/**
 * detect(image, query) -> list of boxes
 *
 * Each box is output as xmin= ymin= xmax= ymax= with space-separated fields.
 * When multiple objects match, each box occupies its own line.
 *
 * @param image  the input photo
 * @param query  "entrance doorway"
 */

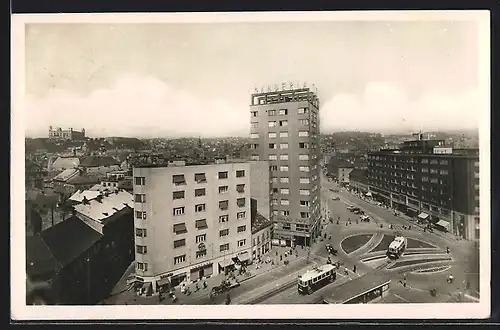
xmin=198 ymin=268 xmax=205 ymax=279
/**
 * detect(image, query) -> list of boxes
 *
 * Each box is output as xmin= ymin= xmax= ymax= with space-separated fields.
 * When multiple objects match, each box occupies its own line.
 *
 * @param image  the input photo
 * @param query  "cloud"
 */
xmin=320 ymin=81 xmax=480 ymax=133
xmin=24 ymin=76 xmax=480 ymax=138
xmin=24 ymin=74 xmax=250 ymax=138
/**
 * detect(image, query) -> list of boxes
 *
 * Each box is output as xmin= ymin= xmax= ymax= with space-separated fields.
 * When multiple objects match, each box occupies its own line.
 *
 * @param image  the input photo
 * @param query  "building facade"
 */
xmin=367 ymin=134 xmax=480 ymax=241
xmin=338 ymin=166 xmax=354 ymax=184
xmin=49 ymin=126 xmax=86 ymax=141
xmin=133 ymin=162 xmax=253 ymax=293
xmin=249 ymin=86 xmax=322 ymax=247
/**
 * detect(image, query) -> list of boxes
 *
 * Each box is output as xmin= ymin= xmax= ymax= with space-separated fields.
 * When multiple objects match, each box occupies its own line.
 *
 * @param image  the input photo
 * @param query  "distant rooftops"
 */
xmin=134 ymin=159 xmax=247 ymax=169
xmin=80 ymin=156 xmax=120 ymax=167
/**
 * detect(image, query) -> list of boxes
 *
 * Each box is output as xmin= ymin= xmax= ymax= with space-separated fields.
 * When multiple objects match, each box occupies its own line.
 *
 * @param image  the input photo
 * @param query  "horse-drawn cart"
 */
xmin=209 ymin=278 xmax=240 ymax=298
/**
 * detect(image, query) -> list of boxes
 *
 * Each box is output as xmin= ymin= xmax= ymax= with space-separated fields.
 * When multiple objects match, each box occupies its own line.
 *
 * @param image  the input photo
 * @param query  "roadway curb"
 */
xmin=243 ymin=279 xmax=297 ymax=304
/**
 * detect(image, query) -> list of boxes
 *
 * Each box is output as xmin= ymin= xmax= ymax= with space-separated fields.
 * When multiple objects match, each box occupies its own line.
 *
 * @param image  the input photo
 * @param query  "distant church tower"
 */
xmin=196 ymin=137 xmax=206 ymax=164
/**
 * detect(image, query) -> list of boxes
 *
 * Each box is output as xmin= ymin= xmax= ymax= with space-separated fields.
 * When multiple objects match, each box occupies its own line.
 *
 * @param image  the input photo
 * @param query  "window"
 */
xmin=251 ymin=111 xmax=258 ymax=117
xmin=196 ymin=250 xmax=207 ymax=259
xmin=430 ymin=168 xmax=438 ymax=174
xmin=196 ymin=234 xmax=206 ymax=243
xmin=268 ymin=143 xmax=277 ymax=149
xmin=272 ymin=188 xmax=278 ymax=193
xmin=300 ymin=200 xmax=310 ymax=207
xmin=174 ymin=255 xmax=186 ymax=265
xmin=269 ymin=155 xmax=277 ymax=161
xmin=272 ymin=198 xmax=278 ymax=206
xmin=268 ymin=132 xmax=277 ymax=138
xmin=135 ymin=211 xmax=146 ymax=219
xmin=280 ymin=154 xmax=289 ymax=161
xmin=270 ymin=165 xmax=278 ymax=171
xmin=173 ymin=191 xmax=185 ymax=200
xmin=237 ymin=225 xmax=246 ymax=233
xmin=173 ymin=175 xmax=186 ymax=185
xmin=298 ymin=131 xmax=309 ymax=137
xmin=237 ymin=198 xmax=246 ymax=207
xmin=280 ymin=188 xmax=290 ymax=195
xmin=422 ymin=159 xmax=429 ymax=164
xmin=174 ymin=239 xmax=186 ymax=248
xmin=272 ymin=177 xmax=278 ymax=183
xmin=279 ymin=108 xmax=288 ymax=115
xmin=238 ymin=239 xmax=247 ymax=247
xmin=440 ymin=160 xmax=449 ymax=165
xmin=280 ymin=165 xmax=289 ymax=172
xmin=300 ymin=177 xmax=310 ymax=184
xmin=195 ymin=188 xmax=206 ymax=197
xmin=195 ymin=203 xmax=206 ymax=212
xmin=220 ymin=243 xmax=230 ymax=252
xmin=281 ymin=199 xmax=290 ymax=206
xmin=236 ymin=170 xmax=245 ymax=177
xmin=219 ymin=215 xmax=229 ymax=223
xmin=195 ymin=173 xmax=207 ymax=183
xmin=280 ymin=177 xmax=289 ymax=183
xmin=136 ymin=245 xmax=147 ymax=254
xmin=237 ymin=211 xmax=246 ymax=219
xmin=300 ymin=189 xmax=310 ymax=196
xmin=269 ymin=121 xmax=277 ymax=127
xmin=299 ymin=119 xmax=309 ymax=125
xmin=219 ymin=185 xmax=229 ymax=194
xmin=422 ymin=176 xmax=429 ymax=182
xmin=282 ymin=223 xmax=291 ymax=230
xmin=298 ymin=107 xmax=308 ymax=114
xmin=299 ymin=142 xmax=309 ymax=149
xmin=299 ymin=166 xmax=310 ymax=172
xmin=430 ymin=159 xmax=438 ymax=165
xmin=135 ymin=194 xmax=146 ymax=203
xmin=430 ymin=178 xmax=438 ymax=183
xmin=219 ymin=229 xmax=229 ymax=237
xmin=251 ymin=144 xmax=259 ymax=149
xmin=136 ymin=262 xmax=148 ymax=271
xmin=218 ymin=171 xmax=228 ymax=179
xmin=299 ymin=154 xmax=309 ymax=161
xmin=280 ymin=143 xmax=289 ymax=149
xmin=236 ymin=184 xmax=245 ymax=193
xmin=300 ymin=212 xmax=310 ymax=219
xmin=250 ymin=133 xmax=259 ymax=139
xmin=134 ymin=177 xmax=145 ymax=185
xmin=135 ymin=228 xmax=147 ymax=237
xmin=440 ymin=169 xmax=449 ymax=175
xmin=281 ymin=210 xmax=290 ymax=216
xmin=173 ymin=223 xmax=187 ymax=234
xmin=195 ymin=219 xmax=208 ymax=229
xmin=268 ymin=110 xmax=276 ymax=116
xmin=280 ymin=132 xmax=289 ymax=138
xmin=251 ymin=155 xmax=260 ymax=161
xmin=219 ymin=200 xmax=229 ymax=210
xmin=422 ymin=168 xmax=428 ymax=173
xmin=173 ymin=207 xmax=185 ymax=216
xmin=250 ymin=122 xmax=259 ymax=129
xmin=279 ymin=120 xmax=288 ymax=127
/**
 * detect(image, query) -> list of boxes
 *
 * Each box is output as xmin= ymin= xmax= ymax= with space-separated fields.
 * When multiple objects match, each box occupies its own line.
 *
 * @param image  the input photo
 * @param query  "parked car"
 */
xmin=326 ymin=244 xmax=338 ymax=255
xmin=353 ymin=209 xmax=364 ymax=215
xmin=332 ymin=196 xmax=340 ymax=201
xmin=360 ymin=215 xmax=370 ymax=222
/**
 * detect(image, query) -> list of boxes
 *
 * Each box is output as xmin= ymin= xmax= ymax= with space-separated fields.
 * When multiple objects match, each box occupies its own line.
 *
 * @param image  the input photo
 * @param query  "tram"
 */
xmin=297 ymin=264 xmax=336 ymax=295
xmin=387 ymin=236 xmax=407 ymax=259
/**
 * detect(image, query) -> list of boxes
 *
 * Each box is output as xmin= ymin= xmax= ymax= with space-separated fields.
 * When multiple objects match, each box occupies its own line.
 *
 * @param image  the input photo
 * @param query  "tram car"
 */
xmin=387 ymin=236 xmax=407 ymax=259
xmin=297 ymin=264 xmax=337 ymax=295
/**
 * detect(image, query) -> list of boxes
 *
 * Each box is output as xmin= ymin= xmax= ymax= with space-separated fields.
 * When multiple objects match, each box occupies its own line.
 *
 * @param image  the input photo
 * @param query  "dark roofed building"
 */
xmin=349 ymin=169 xmax=370 ymax=194
xmin=26 ymin=235 xmax=61 ymax=281
xmin=251 ymin=211 xmax=273 ymax=259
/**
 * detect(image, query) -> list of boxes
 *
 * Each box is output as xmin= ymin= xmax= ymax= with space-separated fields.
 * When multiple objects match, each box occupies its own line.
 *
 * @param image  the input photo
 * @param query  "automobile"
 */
xmin=353 ymin=209 xmax=364 ymax=215
xmin=332 ymin=196 xmax=340 ymax=201
xmin=360 ymin=215 xmax=371 ymax=222
xmin=326 ymin=244 xmax=338 ymax=255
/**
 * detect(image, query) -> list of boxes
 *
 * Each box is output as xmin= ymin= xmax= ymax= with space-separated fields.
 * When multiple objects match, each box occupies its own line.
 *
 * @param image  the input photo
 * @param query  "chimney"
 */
xmin=95 ymin=195 xmax=103 ymax=203
xmin=82 ymin=196 xmax=89 ymax=204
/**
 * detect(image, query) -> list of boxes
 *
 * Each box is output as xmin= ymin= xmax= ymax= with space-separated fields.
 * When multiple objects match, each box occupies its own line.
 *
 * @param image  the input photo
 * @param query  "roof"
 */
xmin=323 ymin=271 xmax=391 ymax=304
xmin=251 ymin=212 xmax=273 ymax=234
xmin=26 ymin=235 xmax=61 ymax=280
xmin=53 ymin=168 xmax=80 ymax=182
xmin=299 ymin=264 xmax=336 ymax=282
xmin=80 ymin=156 xmax=120 ymax=167
xmin=73 ymin=190 xmax=134 ymax=222
xmin=67 ymin=175 xmax=100 ymax=185
xmin=52 ymin=157 xmax=80 ymax=170
xmin=26 ymin=189 xmax=58 ymax=207
xmin=39 ymin=215 xmax=103 ymax=268
xmin=69 ymin=190 xmax=102 ymax=203
xmin=389 ymin=237 xmax=405 ymax=249
xmin=89 ymin=183 xmax=119 ymax=192
xmin=117 ymin=179 xmax=133 ymax=190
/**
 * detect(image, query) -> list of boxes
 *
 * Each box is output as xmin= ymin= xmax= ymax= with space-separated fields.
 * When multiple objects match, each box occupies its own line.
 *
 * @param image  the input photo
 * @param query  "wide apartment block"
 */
xmin=367 ymin=133 xmax=480 ymax=241
xmin=249 ymin=86 xmax=322 ymax=247
xmin=133 ymin=162 xmax=253 ymax=293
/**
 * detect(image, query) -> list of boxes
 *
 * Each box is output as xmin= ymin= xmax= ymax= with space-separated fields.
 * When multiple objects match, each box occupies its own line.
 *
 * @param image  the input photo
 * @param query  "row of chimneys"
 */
xmin=81 ymin=189 xmax=121 ymax=205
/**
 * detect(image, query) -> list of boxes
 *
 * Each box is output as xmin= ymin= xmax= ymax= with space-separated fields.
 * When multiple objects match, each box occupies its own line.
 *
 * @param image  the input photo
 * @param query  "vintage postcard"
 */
xmin=11 ymin=11 xmax=491 ymax=320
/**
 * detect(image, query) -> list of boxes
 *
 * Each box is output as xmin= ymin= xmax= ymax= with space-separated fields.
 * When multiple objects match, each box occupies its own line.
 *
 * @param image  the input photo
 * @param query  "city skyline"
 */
xmin=24 ymin=17 xmax=482 ymax=138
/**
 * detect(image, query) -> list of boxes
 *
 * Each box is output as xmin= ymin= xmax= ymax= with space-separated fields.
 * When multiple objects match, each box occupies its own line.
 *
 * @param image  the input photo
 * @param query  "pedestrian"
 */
xmin=353 ymin=265 xmax=357 ymax=273
xmin=280 ymin=255 xmax=283 ymax=261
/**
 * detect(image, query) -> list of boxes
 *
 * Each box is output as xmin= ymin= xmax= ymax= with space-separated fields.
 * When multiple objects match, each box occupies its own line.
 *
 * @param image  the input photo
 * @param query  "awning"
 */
xmin=190 ymin=262 xmax=212 ymax=272
xmin=173 ymin=175 xmax=186 ymax=184
xmin=436 ymin=220 xmax=450 ymax=228
xmin=156 ymin=277 xmax=170 ymax=287
xmin=195 ymin=219 xmax=208 ymax=229
xmin=219 ymin=259 xmax=234 ymax=268
xmin=195 ymin=173 xmax=206 ymax=183
xmin=237 ymin=251 xmax=250 ymax=262
xmin=366 ymin=192 xmax=372 ymax=197
xmin=418 ymin=212 xmax=429 ymax=219
xmin=173 ymin=223 xmax=187 ymax=233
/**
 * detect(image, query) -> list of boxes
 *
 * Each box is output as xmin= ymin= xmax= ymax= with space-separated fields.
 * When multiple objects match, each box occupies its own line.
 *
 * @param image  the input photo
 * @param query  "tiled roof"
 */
xmin=73 ymin=190 xmax=134 ymax=222
xmin=80 ymin=156 xmax=120 ymax=167
xmin=39 ymin=216 xmax=103 ymax=268
xmin=52 ymin=157 xmax=80 ymax=170
xmin=53 ymin=168 xmax=80 ymax=182
xmin=251 ymin=212 xmax=273 ymax=234
xmin=26 ymin=235 xmax=61 ymax=280
xmin=69 ymin=190 xmax=102 ymax=203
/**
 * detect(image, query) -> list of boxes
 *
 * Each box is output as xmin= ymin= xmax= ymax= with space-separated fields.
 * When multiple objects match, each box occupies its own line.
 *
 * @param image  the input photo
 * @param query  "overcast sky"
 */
xmin=24 ymin=17 xmax=482 ymax=138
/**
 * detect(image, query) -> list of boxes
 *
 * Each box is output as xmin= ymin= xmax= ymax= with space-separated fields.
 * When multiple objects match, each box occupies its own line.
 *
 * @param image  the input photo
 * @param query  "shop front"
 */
xmin=218 ymin=258 xmax=235 ymax=274
xmin=190 ymin=262 xmax=213 ymax=282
